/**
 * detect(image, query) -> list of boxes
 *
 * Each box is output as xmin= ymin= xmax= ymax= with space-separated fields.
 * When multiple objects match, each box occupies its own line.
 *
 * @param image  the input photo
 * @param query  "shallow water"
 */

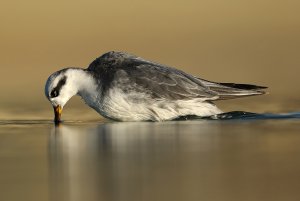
xmin=1 ymin=112 xmax=300 ymax=201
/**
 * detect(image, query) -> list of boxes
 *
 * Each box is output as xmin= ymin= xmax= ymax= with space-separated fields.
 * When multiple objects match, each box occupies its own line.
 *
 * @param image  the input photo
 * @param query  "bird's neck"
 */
xmin=67 ymin=69 xmax=99 ymax=102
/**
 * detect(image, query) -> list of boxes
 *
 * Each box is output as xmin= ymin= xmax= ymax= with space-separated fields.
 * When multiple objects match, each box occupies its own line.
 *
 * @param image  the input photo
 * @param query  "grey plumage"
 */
xmin=87 ymin=51 xmax=267 ymax=102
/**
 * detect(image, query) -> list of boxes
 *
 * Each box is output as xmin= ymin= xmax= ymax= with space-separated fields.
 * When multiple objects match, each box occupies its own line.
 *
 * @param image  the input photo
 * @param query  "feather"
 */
xmin=87 ymin=51 xmax=267 ymax=102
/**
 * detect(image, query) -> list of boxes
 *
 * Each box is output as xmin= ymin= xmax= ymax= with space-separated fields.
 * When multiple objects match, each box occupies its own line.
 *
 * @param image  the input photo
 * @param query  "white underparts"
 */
xmin=97 ymin=88 xmax=222 ymax=121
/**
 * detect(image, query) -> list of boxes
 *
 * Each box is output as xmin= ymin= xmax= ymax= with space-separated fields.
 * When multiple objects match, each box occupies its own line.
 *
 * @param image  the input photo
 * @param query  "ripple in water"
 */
xmin=0 ymin=111 xmax=299 ymax=125
xmin=175 ymin=111 xmax=300 ymax=121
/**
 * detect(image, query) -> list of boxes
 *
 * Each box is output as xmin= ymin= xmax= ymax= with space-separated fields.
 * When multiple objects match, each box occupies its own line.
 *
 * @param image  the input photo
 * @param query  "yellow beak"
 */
xmin=53 ymin=105 xmax=62 ymax=125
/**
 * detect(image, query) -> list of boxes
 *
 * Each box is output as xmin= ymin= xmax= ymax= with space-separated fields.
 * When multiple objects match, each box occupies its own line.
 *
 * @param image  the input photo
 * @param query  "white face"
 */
xmin=45 ymin=70 xmax=75 ymax=108
xmin=45 ymin=68 xmax=97 ymax=113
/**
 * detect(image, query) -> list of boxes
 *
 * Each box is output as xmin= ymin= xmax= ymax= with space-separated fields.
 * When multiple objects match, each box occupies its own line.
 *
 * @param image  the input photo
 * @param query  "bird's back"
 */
xmin=87 ymin=51 xmax=267 ymax=101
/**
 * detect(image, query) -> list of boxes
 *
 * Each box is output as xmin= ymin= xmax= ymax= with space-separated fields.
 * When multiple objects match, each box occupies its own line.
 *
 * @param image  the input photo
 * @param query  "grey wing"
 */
xmin=88 ymin=51 xmax=267 ymax=101
xmin=112 ymin=59 xmax=219 ymax=101
xmin=117 ymin=59 xmax=267 ymax=101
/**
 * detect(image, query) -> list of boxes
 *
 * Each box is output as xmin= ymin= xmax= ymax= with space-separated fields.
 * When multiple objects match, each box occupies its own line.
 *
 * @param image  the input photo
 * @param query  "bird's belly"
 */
xmin=98 ymin=89 xmax=222 ymax=121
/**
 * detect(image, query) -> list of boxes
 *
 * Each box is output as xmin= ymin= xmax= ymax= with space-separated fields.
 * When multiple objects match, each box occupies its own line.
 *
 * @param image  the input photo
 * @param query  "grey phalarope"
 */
xmin=45 ymin=51 xmax=267 ymax=123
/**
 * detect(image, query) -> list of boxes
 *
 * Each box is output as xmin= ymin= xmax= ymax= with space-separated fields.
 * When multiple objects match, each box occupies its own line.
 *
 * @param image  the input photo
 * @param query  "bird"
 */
xmin=45 ymin=51 xmax=267 ymax=123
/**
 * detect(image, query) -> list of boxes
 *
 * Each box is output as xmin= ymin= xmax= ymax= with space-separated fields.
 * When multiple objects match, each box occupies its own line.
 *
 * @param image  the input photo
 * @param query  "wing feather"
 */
xmin=120 ymin=63 xmax=218 ymax=100
xmin=87 ymin=51 xmax=267 ymax=101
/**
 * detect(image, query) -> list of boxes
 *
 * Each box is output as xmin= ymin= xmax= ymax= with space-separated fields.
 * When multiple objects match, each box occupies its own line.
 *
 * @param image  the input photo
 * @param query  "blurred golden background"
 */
xmin=0 ymin=0 xmax=299 ymax=119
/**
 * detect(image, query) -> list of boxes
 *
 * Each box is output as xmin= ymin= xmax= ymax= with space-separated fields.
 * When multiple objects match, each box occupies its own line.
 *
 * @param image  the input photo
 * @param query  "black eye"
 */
xmin=50 ymin=89 xmax=59 ymax=98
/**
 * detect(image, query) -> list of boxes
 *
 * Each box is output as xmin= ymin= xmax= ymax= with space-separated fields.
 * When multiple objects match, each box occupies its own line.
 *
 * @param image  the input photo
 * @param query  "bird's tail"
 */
xmin=201 ymin=80 xmax=268 ymax=100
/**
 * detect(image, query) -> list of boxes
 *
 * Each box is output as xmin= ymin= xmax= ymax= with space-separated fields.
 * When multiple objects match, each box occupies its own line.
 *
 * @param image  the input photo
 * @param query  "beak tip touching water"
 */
xmin=53 ymin=105 xmax=62 ymax=125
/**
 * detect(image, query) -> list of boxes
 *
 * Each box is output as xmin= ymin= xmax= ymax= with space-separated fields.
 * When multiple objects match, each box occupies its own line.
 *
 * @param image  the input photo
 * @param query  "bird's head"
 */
xmin=45 ymin=68 xmax=79 ymax=125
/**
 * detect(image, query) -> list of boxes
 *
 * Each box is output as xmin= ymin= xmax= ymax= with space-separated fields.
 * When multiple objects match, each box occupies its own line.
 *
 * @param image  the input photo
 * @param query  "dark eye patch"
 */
xmin=50 ymin=76 xmax=67 ymax=98
xmin=50 ymin=89 xmax=59 ymax=98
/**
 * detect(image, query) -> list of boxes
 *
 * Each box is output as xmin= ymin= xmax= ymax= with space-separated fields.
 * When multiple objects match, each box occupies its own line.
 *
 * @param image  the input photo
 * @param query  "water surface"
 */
xmin=1 ymin=113 xmax=300 ymax=201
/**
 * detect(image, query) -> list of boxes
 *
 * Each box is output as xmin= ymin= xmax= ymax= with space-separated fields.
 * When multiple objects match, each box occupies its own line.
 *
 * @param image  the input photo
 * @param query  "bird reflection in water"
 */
xmin=48 ymin=121 xmax=220 ymax=201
